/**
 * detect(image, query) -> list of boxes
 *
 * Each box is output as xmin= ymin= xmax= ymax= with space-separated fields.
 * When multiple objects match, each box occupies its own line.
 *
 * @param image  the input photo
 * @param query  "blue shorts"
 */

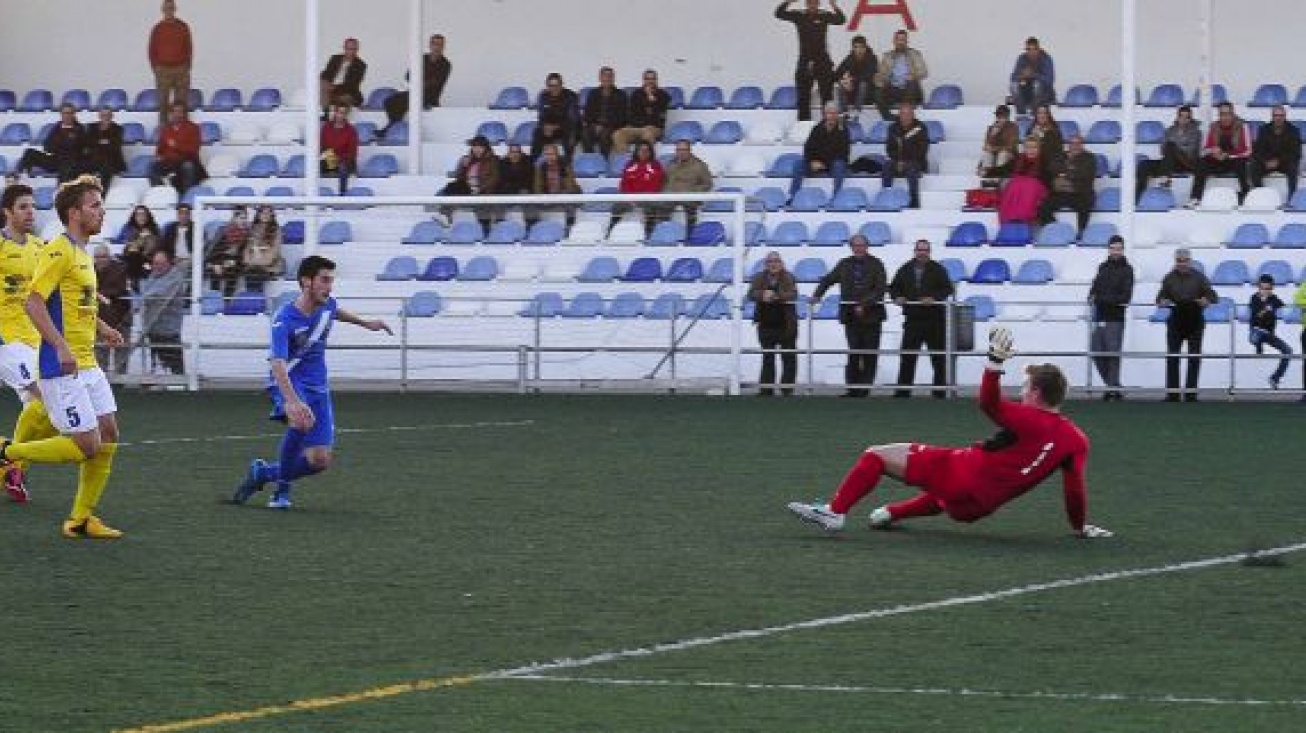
xmin=268 ymin=386 xmax=335 ymax=448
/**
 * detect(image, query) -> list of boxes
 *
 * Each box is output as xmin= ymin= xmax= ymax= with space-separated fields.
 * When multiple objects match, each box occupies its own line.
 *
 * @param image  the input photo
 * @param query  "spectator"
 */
xmin=204 ymin=206 xmax=249 ymax=299
xmin=160 ymin=203 xmax=196 ymax=262
xmin=532 ymin=143 xmax=581 ymax=226
xmin=149 ymin=102 xmax=206 ymax=196
xmin=833 ymin=34 xmax=877 ymax=121
xmin=611 ymin=69 xmax=670 ymax=156
xmin=1248 ymin=274 xmax=1292 ymax=390
xmin=241 ymin=205 xmax=284 ymax=293
xmin=319 ymin=37 xmax=367 ymax=115
xmin=15 ymin=103 xmax=88 ymax=182
xmin=789 ymin=103 xmax=849 ymax=199
xmin=619 ymin=141 xmax=665 ymax=235
xmin=496 ymin=143 xmax=534 ymax=194
xmin=1038 ymin=134 xmax=1096 ymax=235
xmin=139 ymin=249 xmax=188 ymax=375
xmin=890 ymin=239 xmax=954 ymax=398
xmin=148 ymin=0 xmax=192 ymax=125
xmin=663 ymin=139 xmax=713 ymax=229
xmin=379 ymin=34 xmax=450 ymax=140
xmin=1295 ymin=279 xmax=1306 ymax=400
xmin=580 ymin=66 xmax=627 ymax=158
xmin=439 ymin=135 xmax=499 ymax=197
xmin=531 ymin=73 xmax=579 ymax=161
xmin=774 ymin=0 xmax=847 ymax=121
xmin=873 ymin=29 xmax=928 ymax=121
xmin=1134 ymin=105 xmax=1201 ymax=201
xmin=93 ymin=244 xmax=133 ymax=375
xmin=1028 ymin=104 xmax=1064 ymax=178
xmin=84 ymin=107 xmax=127 ymax=191
xmin=811 ymin=234 xmax=887 ymax=397
xmin=882 ymin=103 xmax=930 ymax=209
xmin=1249 ymin=104 xmax=1301 ymax=200
xmin=118 ymin=205 xmax=160 ymax=291
xmin=998 ymin=138 xmax=1048 ymax=226
xmin=978 ymin=104 xmax=1019 ymax=180
xmin=1188 ymin=101 xmax=1251 ymax=207
xmin=1008 ymin=37 xmax=1056 ymax=115
xmin=1156 ymin=248 xmax=1218 ymax=401
xmin=748 ymin=252 xmax=800 ymax=396
xmin=319 ymin=104 xmax=359 ymax=196
xmin=1087 ymin=235 xmax=1135 ymax=401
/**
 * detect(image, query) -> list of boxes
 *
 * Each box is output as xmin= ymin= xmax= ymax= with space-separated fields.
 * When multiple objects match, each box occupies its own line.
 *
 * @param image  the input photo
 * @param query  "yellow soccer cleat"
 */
xmin=62 ymin=515 xmax=124 ymax=540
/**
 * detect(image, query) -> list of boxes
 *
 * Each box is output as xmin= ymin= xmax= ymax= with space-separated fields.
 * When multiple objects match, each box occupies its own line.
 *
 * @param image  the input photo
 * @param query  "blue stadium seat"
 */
xmin=1135 ymin=120 xmax=1165 ymax=145
xmin=119 ymin=122 xmax=145 ymax=145
xmin=419 ymin=256 xmax=459 ymax=281
xmin=572 ymin=153 xmax=607 ymax=178
xmin=1249 ymin=84 xmax=1288 ymax=108
xmin=180 ymin=184 xmax=217 ymax=207
xmin=223 ymin=291 xmax=267 ymax=316
xmin=647 ymin=293 xmax=686 ymax=319
xmin=1291 ymin=85 xmax=1306 ymax=109
xmin=1227 ymin=222 xmax=1270 ymax=249
xmin=1104 ymin=84 xmax=1141 ymax=108
xmin=458 ymin=255 xmax=499 ymax=281
xmin=402 ymin=220 xmax=444 ymax=245
xmin=278 ymin=220 xmax=303 ymax=245
xmin=378 ymin=121 xmax=408 ymax=145
xmin=19 ymin=89 xmax=53 ymax=112
xmin=1056 ymin=120 xmax=1081 ymax=140
xmin=826 ymin=187 xmax=867 ymax=212
xmin=769 ymin=221 xmax=808 ymax=246
xmin=792 ymin=257 xmax=828 ymax=283
xmin=665 ymin=257 xmax=704 ymax=283
xmin=704 ymin=120 xmax=744 ymax=144
xmin=687 ymin=221 xmax=726 ymax=246
xmin=352 ymin=121 xmax=377 ymax=145
xmin=132 ymin=89 xmax=159 ymax=112
xmin=765 ymin=152 xmax=803 ymax=178
xmin=857 ymin=221 xmax=892 ymax=246
xmin=33 ymin=186 xmax=54 ymax=209
xmin=281 ymin=154 xmax=305 ymax=177
xmin=685 ymin=86 xmax=724 ymax=110
xmin=264 ymin=185 xmax=294 ymax=198
xmin=924 ymin=120 xmax=945 ymax=142
xmin=1012 ymin=258 xmax=1054 ymax=284
xmin=647 ymin=220 xmax=687 ymax=246
xmin=665 ymin=120 xmax=704 ymax=143
xmin=318 ymin=220 xmax=351 ymax=245
xmin=207 ymin=88 xmax=242 ymax=111
xmin=560 ymin=292 xmax=604 ymax=318
xmin=765 ymin=86 xmax=797 ymax=110
xmin=811 ymin=293 xmax=840 ymax=320
xmin=687 ymin=292 xmax=730 ymax=320
xmin=1189 ymin=84 xmax=1228 ymax=106
xmin=377 ymin=255 xmax=420 ymax=281
xmin=605 ymin=292 xmax=646 ymax=319
xmin=475 ymin=121 xmax=509 ymax=145
xmin=199 ymin=121 xmax=221 ymax=145
xmin=520 ymin=292 xmax=564 ymax=318
xmin=993 ymin=222 xmax=1033 ymax=246
xmin=0 ymin=91 xmax=13 ymax=113
xmin=812 ymin=221 xmax=850 ymax=247
xmin=490 ymin=86 xmax=530 ymax=109
xmin=663 ymin=86 xmax=685 ymax=109
xmin=1273 ymin=223 xmax=1306 ymax=248
xmin=403 ymin=291 xmax=443 ymax=317
xmin=1085 ymin=120 xmax=1121 ymax=144
xmin=621 ymin=257 xmax=662 ymax=282
xmin=199 ymin=290 xmax=224 ymax=316
xmin=845 ymin=120 xmax=866 ymax=144
xmin=0 ymin=155 xmax=7 ymax=174
xmin=726 ymin=86 xmax=764 ymax=110
xmin=510 ymin=121 xmax=536 ymax=146
xmin=577 ymin=256 xmax=622 ymax=283
xmin=1060 ymin=84 xmax=1098 ymax=108
xmin=524 ymin=220 xmax=565 ymax=246
xmin=247 ymin=87 xmax=281 ymax=111
xmin=965 ymin=295 xmax=997 ymax=321
xmin=61 ymin=89 xmax=91 ymax=111
xmin=787 ymin=186 xmax=828 ymax=212
xmin=868 ymin=187 xmax=909 ymax=211
xmin=1203 ymin=297 xmax=1234 ymax=323
xmin=1137 ymin=187 xmax=1176 ymax=212
xmin=864 ymin=120 xmax=889 ymax=144
xmin=360 ymin=154 xmax=400 ymax=178
xmin=923 ymin=84 xmax=963 ymax=110
xmin=1034 ymin=221 xmax=1076 ymax=247
xmin=0 ymin=123 xmax=31 ymax=145
xmin=117 ymin=154 xmax=150 ymax=179
xmin=362 ymin=87 xmax=395 ymax=110
xmin=186 ymin=89 xmax=203 ymax=111
xmin=743 ymin=221 xmax=766 ymax=246
xmin=96 ymin=88 xmax=128 ymax=111
xmin=946 ymin=221 xmax=989 ymax=247
xmin=750 ymin=186 xmax=789 ymax=211
xmin=1094 ymin=187 xmax=1121 ymax=212
xmin=970 ymin=258 xmax=1011 ymax=284
xmin=445 ymin=220 xmax=485 ymax=245
xmin=240 ymin=154 xmax=278 ymax=178
xmin=1143 ymin=84 xmax=1184 ymax=108
xmin=1078 ymin=221 xmax=1117 ymax=247
xmin=1256 ymin=260 xmax=1295 ymax=286
xmin=1284 ymin=190 xmax=1306 ymax=213
xmin=484 ymin=219 xmax=526 ymax=245
xmin=703 ymin=257 xmax=735 ymax=283
xmin=1210 ymin=260 xmax=1250 ymax=286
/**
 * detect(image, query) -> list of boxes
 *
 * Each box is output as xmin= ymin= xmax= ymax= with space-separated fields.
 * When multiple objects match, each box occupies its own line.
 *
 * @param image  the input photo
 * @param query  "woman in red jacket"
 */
xmin=320 ymin=104 xmax=360 ymax=195
xmin=620 ymin=141 xmax=664 ymax=234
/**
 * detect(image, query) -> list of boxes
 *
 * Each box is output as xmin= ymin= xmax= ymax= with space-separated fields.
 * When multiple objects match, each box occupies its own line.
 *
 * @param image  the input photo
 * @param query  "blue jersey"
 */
xmin=268 ymin=296 xmax=337 ymax=394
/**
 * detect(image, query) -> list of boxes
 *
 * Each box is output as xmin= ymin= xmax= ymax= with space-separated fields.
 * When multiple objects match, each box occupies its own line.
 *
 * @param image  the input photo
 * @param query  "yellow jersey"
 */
xmin=0 ymin=230 xmax=42 ymax=348
xmin=29 ymin=234 xmax=99 ymax=377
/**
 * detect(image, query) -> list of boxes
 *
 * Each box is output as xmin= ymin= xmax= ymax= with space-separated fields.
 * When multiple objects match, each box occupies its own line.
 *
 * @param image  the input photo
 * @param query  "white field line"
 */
xmin=118 ymin=420 xmax=536 ymax=447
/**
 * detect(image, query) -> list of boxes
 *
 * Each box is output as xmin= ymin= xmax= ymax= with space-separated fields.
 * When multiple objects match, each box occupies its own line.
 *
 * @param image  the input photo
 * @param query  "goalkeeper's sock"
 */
xmin=829 ymin=451 xmax=885 ymax=515
xmin=12 ymin=400 xmax=56 ymax=471
xmin=6 ymin=435 xmax=86 ymax=465
xmin=884 ymin=492 xmax=944 ymax=521
xmin=71 ymin=443 xmax=116 ymax=521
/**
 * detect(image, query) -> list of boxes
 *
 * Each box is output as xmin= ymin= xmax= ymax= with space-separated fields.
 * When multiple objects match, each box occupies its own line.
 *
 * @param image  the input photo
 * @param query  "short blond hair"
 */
xmin=54 ymin=174 xmax=103 ymax=226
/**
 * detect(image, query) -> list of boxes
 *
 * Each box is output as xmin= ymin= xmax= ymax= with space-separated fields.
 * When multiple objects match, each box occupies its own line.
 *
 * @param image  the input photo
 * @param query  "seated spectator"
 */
xmin=241 ymin=205 xmax=284 ymax=292
xmin=580 ymin=66 xmax=627 ymax=158
xmin=148 ymin=102 xmax=207 ymax=196
xmin=139 ymin=249 xmax=188 ymax=376
xmin=1027 ymin=104 xmax=1064 ymax=183
xmin=118 ymin=205 xmax=160 ymax=291
xmin=530 ymin=73 xmax=579 ymax=161
xmin=1038 ymin=134 xmax=1096 ymax=235
xmin=84 ymin=107 xmax=126 ymax=191
xmin=319 ymin=104 xmax=359 ymax=196
xmin=834 ymin=35 xmax=877 ymax=121
xmin=16 ymin=103 xmax=88 ymax=182
xmin=204 ymin=206 xmax=249 ymax=298
xmin=1135 ymin=105 xmax=1201 ymax=201
xmin=1008 ymin=37 xmax=1056 ymax=115
xmin=93 ymin=244 xmax=132 ymax=375
xmin=1250 ymin=104 xmax=1301 ymax=199
xmin=663 ymin=139 xmax=714 ymax=228
xmin=161 ymin=203 xmax=196 ymax=262
xmin=1188 ymin=101 xmax=1251 ymax=207
xmin=319 ymin=37 xmax=367 ymax=116
xmin=496 ymin=143 xmax=534 ymax=194
xmin=619 ymin=141 xmax=665 ymax=234
xmin=439 ymin=135 xmax=499 ymax=197
xmin=790 ymin=103 xmax=849 ymax=199
xmin=533 ymin=143 xmax=581 ymax=225
xmin=379 ymin=34 xmax=450 ymax=140
xmin=978 ymin=104 xmax=1019 ymax=181
xmin=611 ymin=69 xmax=671 ymax=156
xmin=998 ymin=138 xmax=1048 ymax=225
xmin=873 ymin=29 xmax=927 ymax=121
xmin=882 ymin=103 xmax=930 ymax=209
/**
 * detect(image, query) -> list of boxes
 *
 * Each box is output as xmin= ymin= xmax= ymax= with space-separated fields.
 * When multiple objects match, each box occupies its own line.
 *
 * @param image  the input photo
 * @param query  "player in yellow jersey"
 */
xmin=0 ymin=175 xmax=127 ymax=539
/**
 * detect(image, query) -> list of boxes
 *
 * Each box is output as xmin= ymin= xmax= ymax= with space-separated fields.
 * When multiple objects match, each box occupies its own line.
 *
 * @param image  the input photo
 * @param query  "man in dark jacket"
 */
xmin=581 ymin=66 xmax=627 ymax=158
xmin=890 ymin=239 xmax=955 ymax=398
xmin=774 ymin=0 xmax=847 ymax=121
xmin=83 ymin=107 xmax=126 ymax=191
xmin=611 ymin=69 xmax=671 ymax=155
xmin=1038 ymin=134 xmax=1097 ymax=234
xmin=1156 ymin=248 xmax=1218 ymax=401
xmin=1249 ymin=105 xmax=1302 ymax=199
xmin=16 ymin=103 xmax=88 ymax=182
xmin=882 ymin=103 xmax=930 ymax=208
xmin=319 ymin=37 xmax=367 ymax=114
xmin=1087 ymin=235 xmax=1135 ymax=401
xmin=530 ymin=72 xmax=580 ymax=161
xmin=790 ymin=103 xmax=849 ymax=198
xmin=748 ymin=252 xmax=800 ymax=396
xmin=379 ymin=34 xmax=451 ymax=139
xmin=812 ymin=234 xmax=887 ymax=396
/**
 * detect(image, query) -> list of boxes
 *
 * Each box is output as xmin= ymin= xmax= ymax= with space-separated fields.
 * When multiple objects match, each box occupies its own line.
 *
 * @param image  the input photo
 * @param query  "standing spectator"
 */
xmin=117 ymin=205 xmax=160 ymax=291
xmin=882 ymin=103 xmax=930 ymax=209
xmin=833 ymin=35 xmax=877 ymax=121
xmin=319 ymin=105 xmax=359 ymax=196
xmin=530 ymin=73 xmax=579 ymax=161
xmin=1087 ymin=235 xmax=1134 ymax=401
xmin=94 ymin=244 xmax=133 ymax=375
xmin=774 ymin=0 xmax=846 ymax=122
xmin=319 ymin=38 xmax=367 ymax=116
xmin=204 ymin=207 xmax=249 ymax=298
xmin=789 ymin=103 xmax=849 ymax=199
xmin=611 ymin=69 xmax=671 ymax=155
xmin=149 ymin=102 xmax=206 ymax=196
xmin=379 ymin=34 xmax=450 ymax=140
xmin=15 ymin=103 xmax=88 ymax=182
xmin=748 ymin=252 xmax=799 ymax=396
xmin=811 ymin=234 xmax=887 ymax=397
xmin=496 ymin=143 xmax=534 ymax=195
xmin=998 ymin=138 xmax=1049 ymax=226
xmin=890 ymin=239 xmax=954 ymax=398
xmin=1188 ymin=102 xmax=1251 ymax=207
xmin=662 ymin=139 xmax=713 ymax=229
xmin=148 ymin=0 xmax=192 ymax=125
xmin=84 ymin=107 xmax=126 ymax=191
xmin=1008 ymin=37 xmax=1056 ymax=115
xmin=139 ymin=249 xmax=188 ymax=375
xmin=1038 ymin=134 xmax=1096 ymax=235
xmin=1156 ymin=248 xmax=1218 ymax=401
xmin=439 ymin=135 xmax=499 ymax=197
xmin=580 ymin=67 xmax=627 ymax=158
xmin=1134 ymin=105 xmax=1201 ymax=201
xmin=241 ymin=205 xmax=284 ymax=293
xmin=978 ymin=104 xmax=1019 ymax=180
xmin=1249 ymin=105 xmax=1301 ymax=200
xmin=160 ymin=203 xmax=196 ymax=262
xmin=1248 ymin=274 xmax=1292 ymax=390
xmin=873 ymin=29 xmax=928 ymax=121
xmin=1295 ymin=279 xmax=1306 ymax=400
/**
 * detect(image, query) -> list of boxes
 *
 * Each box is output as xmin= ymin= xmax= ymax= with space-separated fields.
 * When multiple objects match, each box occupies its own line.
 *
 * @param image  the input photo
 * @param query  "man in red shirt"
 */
xmin=148 ymin=0 xmax=193 ymax=125
xmin=789 ymin=328 xmax=1112 ymax=539
xmin=149 ymin=102 xmax=206 ymax=195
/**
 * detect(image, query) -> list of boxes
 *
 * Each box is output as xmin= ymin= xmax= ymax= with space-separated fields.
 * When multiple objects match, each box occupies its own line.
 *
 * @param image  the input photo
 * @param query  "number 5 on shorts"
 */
xmin=65 ymin=406 xmax=81 ymax=428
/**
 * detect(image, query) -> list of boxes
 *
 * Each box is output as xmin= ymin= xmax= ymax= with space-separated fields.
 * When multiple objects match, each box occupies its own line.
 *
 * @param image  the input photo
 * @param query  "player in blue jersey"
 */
xmin=231 ymin=255 xmax=391 ymax=509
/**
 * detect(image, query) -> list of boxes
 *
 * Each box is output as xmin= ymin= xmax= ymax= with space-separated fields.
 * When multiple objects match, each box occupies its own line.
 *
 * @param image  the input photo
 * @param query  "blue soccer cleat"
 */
xmin=267 ymin=486 xmax=293 ymax=510
xmin=232 ymin=459 xmax=270 ymax=505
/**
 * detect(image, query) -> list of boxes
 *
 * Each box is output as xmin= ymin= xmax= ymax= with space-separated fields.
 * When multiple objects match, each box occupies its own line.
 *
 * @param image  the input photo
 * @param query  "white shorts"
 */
xmin=40 ymin=367 xmax=117 ymax=434
xmin=0 ymin=342 xmax=38 ymax=392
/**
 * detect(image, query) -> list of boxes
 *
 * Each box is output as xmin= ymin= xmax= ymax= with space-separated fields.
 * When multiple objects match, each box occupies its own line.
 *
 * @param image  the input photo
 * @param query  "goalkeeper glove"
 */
xmin=987 ymin=327 xmax=1015 ymax=366
xmin=1077 ymin=524 xmax=1114 ymax=539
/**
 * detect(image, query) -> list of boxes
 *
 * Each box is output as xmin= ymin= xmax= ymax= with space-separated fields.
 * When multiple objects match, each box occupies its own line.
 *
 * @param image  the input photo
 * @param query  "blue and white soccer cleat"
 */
xmin=232 ymin=459 xmax=270 ymax=505
xmin=267 ymin=486 xmax=293 ymax=510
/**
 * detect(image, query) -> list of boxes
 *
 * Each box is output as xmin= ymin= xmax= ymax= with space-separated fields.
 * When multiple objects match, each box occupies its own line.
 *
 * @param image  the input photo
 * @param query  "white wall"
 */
xmin=1 ymin=0 xmax=1302 ymax=107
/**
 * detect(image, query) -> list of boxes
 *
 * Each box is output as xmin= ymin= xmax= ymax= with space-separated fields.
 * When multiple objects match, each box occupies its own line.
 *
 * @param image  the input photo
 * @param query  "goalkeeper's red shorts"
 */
xmin=903 ymin=443 xmax=991 ymax=523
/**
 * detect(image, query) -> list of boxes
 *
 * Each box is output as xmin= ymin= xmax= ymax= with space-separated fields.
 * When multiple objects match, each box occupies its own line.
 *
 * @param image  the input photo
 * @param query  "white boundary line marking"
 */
xmin=118 ymin=420 xmax=536 ymax=447
xmin=512 ymin=675 xmax=1306 ymax=708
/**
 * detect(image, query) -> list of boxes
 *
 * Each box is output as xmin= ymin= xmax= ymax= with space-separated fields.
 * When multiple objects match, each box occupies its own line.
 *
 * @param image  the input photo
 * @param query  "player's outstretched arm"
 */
xmin=336 ymin=308 xmax=393 ymax=335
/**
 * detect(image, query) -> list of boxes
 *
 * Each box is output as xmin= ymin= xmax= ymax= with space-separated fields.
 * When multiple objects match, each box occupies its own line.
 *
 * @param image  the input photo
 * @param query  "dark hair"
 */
xmin=2 ymin=183 xmax=35 ymax=212
xmin=1026 ymin=36 xmax=1040 ymax=46
xmin=1217 ymin=101 xmax=1234 ymax=112
xmin=1026 ymin=363 xmax=1068 ymax=407
xmin=1177 ymin=104 xmax=1193 ymax=115
xmin=298 ymin=254 xmax=336 ymax=282
xmin=54 ymin=175 xmax=103 ymax=226
xmin=546 ymin=72 xmax=563 ymax=85
xmin=130 ymin=205 xmax=160 ymax=235
xmin=1259 ymin=274 xmax=1276 ymax=286
xmin=1107 ymin=234 xmax=1124 ymax=245
xmin=852 ymin=35 xmax=867 ymax=45
xmin=995 ymin=104 xmax=1010 ymax=118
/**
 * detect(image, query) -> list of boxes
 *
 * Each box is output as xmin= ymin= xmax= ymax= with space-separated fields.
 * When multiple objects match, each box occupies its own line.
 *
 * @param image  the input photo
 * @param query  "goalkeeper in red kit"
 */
xmin=788 ymin=327 xmax=1113 ymax=539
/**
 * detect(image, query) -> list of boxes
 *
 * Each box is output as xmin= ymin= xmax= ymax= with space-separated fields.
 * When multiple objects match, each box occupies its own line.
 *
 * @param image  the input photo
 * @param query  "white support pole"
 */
xmin=406 ymin=0 xmax=423 ymax=175
xmin=304 ymin=0 xmax=322 ymax=256
xmin=1198 ymin=0 xmax=1213 ymax=125
xmin=1119 ymin=0 xmax=1137 ymax=246
xmin=728 ymin=195 xmax=746 ymax=396
xmin=187 ymin=199 xmax=209 ymax=391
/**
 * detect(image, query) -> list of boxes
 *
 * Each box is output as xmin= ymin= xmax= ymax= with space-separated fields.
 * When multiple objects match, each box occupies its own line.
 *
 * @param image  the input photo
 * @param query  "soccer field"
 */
xmin=2 ymin=390 xmax=1304 ymax=732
